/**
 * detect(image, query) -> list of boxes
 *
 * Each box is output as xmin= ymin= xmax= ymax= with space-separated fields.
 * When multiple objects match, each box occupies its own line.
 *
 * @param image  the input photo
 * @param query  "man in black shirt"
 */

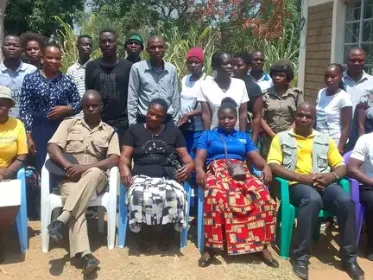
xmin=232 ymin=52 xmax=263 ymax=144
xmin=85 ymin=29 xmax=132 ymax=145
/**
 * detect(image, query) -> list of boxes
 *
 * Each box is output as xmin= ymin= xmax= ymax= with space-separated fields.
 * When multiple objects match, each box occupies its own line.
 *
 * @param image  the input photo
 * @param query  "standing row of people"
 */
xmin=0 ymin=28 xmax=372 ymax=280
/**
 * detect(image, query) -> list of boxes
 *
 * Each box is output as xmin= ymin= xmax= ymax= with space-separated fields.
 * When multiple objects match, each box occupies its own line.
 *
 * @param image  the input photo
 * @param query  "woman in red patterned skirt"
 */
xmin=195 ymin=97 xmax=278 ymax=268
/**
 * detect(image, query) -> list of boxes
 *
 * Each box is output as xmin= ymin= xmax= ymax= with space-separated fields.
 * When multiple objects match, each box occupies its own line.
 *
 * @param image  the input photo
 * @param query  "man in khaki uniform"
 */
xmin=46 ymin=90 xmax=120 ymax=276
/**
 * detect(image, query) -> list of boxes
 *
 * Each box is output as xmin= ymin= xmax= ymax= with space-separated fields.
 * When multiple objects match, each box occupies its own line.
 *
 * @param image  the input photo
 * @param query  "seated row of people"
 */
xmin=0 ymin=87 xmax=370 ymax=280
xmin=46 ymin=96 xmax=371 ymax=280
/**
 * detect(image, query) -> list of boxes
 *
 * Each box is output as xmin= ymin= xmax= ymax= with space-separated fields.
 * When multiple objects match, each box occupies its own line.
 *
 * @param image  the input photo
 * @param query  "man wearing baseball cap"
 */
xmin=125 ymin=31 xmax=144 ymax=64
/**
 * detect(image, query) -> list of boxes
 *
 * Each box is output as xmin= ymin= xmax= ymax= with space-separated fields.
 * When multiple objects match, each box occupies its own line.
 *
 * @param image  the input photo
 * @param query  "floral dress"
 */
xmin=20 ymin=71 xmax=81 ymax=171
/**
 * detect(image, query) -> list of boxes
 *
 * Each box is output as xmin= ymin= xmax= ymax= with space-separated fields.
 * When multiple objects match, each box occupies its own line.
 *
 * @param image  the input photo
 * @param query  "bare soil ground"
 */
xmin=1 ymin=220 xmax=373 ymax=280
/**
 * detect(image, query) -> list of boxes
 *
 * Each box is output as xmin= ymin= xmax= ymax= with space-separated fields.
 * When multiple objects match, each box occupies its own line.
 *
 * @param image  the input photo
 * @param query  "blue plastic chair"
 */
xmin=197 ymin=186 xmax=204 ymax=253
xmin=118 ymin=181 xmax=192 ymax=249
xmin=12 ymin=168 xmax=28 ymax=253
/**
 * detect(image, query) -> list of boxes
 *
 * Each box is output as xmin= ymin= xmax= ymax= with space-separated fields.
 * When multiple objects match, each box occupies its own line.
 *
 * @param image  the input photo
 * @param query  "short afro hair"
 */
xmin=211 ymin=50 xmax=231 ymax=70
xmin=269 ymin=59 xmax=294 ymax=81
xmin=99 ymin=28 xmax=117 ymax=38
xmin=233 ymin=52 xmax=252 ymax=65
xmin=43 ymin=41 xmax=62 ymax=53
xmin=20 ymin=32 xmax=47 ymax=50
xmin=77 ymin=34 xmax=93 ymax=43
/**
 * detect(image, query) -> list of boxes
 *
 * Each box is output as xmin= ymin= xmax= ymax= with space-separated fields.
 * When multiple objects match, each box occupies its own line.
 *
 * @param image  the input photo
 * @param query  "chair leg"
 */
xmin=180 ymin=182 xmax=191 ymax=249
xmin=107 ymin=198 xmax=117 ymax=250
xmin=41 ymin=204 xmax=52 ymax=253
xmin=197 ymin=187 xmax=204 ymax=253
xmin=118 ymin=184 xmax=128 ymax=248
xmin=357 ymin=205 xmax=365 ymax=245
xmin=16 ymin=202 xmax=28 ymax=253
xmin=97 ymin=206 xmax=105 ymax=234
xmin=279 ymin=208 xmax=295 ymax=259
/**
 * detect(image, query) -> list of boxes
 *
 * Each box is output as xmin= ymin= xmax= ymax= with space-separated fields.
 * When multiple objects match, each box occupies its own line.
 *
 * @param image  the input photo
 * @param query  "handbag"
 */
xmin=164 ymin=152 xmax=183 ymax=181
xmin=220 ymin=134 xmax=246 ymax=181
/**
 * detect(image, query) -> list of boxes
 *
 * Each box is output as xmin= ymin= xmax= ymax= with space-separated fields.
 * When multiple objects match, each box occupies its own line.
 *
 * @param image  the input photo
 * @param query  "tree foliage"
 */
xmin=4 ymin=0 xmax=84 ymax=36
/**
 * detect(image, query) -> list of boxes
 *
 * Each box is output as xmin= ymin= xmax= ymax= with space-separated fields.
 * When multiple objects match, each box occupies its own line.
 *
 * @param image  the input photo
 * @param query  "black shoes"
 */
xmin=47 ymin=220 xmax=65 ymax=243
xmin=366 ymin=247 xmax=373 ymax=261
xmin=342 ymin=262 xmax=365 ymax=280
xmin=81 ymin=254 xmax=100 ymax=276
xmin=262 ymin=257 xmax=280 ymax=268
xmin=293 ymin=261 xmax=309 ymax=280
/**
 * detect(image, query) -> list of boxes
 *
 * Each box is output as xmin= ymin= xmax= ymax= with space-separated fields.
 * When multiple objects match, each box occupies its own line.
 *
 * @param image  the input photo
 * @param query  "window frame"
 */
xmin=344 ymin=0 xmax=373 ymax=71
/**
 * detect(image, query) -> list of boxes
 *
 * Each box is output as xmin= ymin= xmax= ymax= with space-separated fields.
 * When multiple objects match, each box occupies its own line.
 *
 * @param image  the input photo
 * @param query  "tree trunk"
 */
xmin=0 ymin=0 xmax=7 ymax=62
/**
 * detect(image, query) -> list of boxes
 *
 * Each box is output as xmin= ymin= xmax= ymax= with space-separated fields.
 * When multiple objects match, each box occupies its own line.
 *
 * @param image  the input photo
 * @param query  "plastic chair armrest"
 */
xmin=183 ymin=180 xmax=191 ymax=193
xmin=41 ymin=162 xmax=51 ymax=202
xmin=338 ymin=178 xmax=350 ymax=193
xmin=108 ymin=166 xmax=119 ymax=196
xmin=17 ymin=168 xmax=26 ymax=206
xmin=274 ymin=177 xmax=290 ymax=202
xmin=17 ymin=168 xmax=25 ymax=180
xmin=348 ymin=178 xmax=360 ymax=203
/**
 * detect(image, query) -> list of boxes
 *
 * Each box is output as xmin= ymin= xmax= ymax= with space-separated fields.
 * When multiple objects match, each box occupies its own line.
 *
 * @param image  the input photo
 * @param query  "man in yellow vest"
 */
xmin=268 ymin=102 xmax=363 ymax=280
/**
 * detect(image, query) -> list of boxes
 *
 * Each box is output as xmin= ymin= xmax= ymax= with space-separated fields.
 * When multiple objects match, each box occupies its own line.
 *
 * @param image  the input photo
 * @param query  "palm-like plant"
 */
xmin=52 ymin=15 xmax=102 ymax=73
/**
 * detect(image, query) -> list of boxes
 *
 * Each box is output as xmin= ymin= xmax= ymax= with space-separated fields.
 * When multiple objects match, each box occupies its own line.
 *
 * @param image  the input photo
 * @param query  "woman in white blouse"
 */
xmin=316 ymin=63 xmax=352 ymax=153
xmin=178 ymin=47 xmax=211 ymax=157
xmin=197 ymin=50 xmax=248 ymax=131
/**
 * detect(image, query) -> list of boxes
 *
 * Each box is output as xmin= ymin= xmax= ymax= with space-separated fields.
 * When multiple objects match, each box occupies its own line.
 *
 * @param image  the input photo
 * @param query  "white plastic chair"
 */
xmin=40 ymin=157 xmax=118 ymax=253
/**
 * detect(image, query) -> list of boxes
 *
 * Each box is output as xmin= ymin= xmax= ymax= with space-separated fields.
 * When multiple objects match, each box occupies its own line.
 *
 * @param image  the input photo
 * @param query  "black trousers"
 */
xmin=289 ymin=183 xmax=357 ymax=263
xmin=360 ymin=186 xmax=373 ymax=248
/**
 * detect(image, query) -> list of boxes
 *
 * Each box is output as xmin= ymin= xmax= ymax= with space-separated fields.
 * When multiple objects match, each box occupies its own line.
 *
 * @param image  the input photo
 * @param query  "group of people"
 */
xmin=0 ymin=27 xmax=372 ymax=280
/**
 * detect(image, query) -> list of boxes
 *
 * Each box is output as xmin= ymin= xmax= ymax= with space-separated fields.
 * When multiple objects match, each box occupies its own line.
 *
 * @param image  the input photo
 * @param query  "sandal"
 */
xmin=260 ymin=248 xmax=279 ymax=268
xmin=198 ymin=251 xmax=213 ymax=268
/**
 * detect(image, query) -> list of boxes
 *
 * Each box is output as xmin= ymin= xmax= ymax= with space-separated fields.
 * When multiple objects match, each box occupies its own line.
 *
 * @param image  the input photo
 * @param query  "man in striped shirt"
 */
xmin=67 ymin=35 xmax=93 ymax=117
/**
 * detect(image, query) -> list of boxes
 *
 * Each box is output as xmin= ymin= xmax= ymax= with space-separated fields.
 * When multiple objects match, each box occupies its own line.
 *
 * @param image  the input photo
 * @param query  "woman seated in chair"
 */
xmin=0 ymin=86 xmax=28 ymax=262
xmin=195 ymin=97 xmax=278 ymax=268
xmin=120 ymin=98 xmax=194 ymax=252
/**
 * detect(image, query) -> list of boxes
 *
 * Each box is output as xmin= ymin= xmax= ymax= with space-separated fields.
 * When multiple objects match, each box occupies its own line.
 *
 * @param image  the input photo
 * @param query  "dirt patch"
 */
xmin=1 ymin=221 xmax=372 ymax=280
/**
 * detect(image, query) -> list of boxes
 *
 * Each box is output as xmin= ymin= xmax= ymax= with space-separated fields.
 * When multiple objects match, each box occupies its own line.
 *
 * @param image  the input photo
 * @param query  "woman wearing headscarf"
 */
xmin=178 ymin=47 xmax=211 ymax=158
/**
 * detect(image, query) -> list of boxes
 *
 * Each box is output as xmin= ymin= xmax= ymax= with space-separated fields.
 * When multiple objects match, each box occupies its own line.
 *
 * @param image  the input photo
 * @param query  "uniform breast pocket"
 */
xmin=265 ymin=98 xmax=278 ymax=112
xmin=92 ymin=139 xmax=109 ymax=157
xmin=66 ymin=133 xmax=85 ymax=153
